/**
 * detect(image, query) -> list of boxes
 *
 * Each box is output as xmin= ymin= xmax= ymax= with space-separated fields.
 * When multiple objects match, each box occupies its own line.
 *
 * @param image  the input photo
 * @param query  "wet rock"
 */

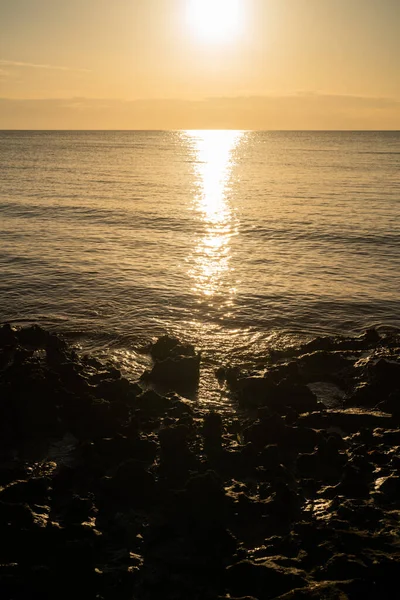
xmin=276 ymin=381 xmax=319 ymax=413
xmin=145 ymin=336 xmax=201 ymax=392
xmin=0 ymin=323 xmax=17 ymax=346
xmin=17 ymin=324 xmax=50 ymax=347
xmin=237 ymin=377 xmax=279 ymax=409
xmin=1 ymin=326 xmax=400 ymax=600
xmin=158 ymin=424 xmax=196 ymax=478
xmin=374 ymin=358 xmax=400 ymax=387
xmin=203 ymin=412 xmax=223 ymax=451
xmin=0 ymin=478 xmax=50 ymax=505
xmin=299 ymin=408 xmax=394 ymax=432
xmin=62 ymin=495 xmax=96 ymax=525
xmin=260 ymin=444 xmax=283 ymax=470
xmin=285 ymin=426 xmax=319 ymax=453
xmin=314 ymin=552 xmax=368 ymax=581
xmin=298 ymin=351 xmax=354 ymax=384
xmin=262 ymin=481 xmax=304 ymax=522
xmin=244 ymin=414 xmax=287 ymax=451
xmin=374 ymin=475 xmax=400 ymax=503
xmin=149 ymin=335 xmax=196 ymax=361
xmin=0 ymin=501 xmax=35 ymax=529
xmin=102 ymin=459 xmax=156 ymax=508
xmin=135 ymin=389 xmax=171 ymax=414
xmin=148 ymin=353 xmax=200 ymax=390
xmin=319 ymin=462 xmax=371 ymax=499
xmin=380 ymin=391 xmax=400 ymax=416
xmin=274 ymin=582 xmax=350 ymax=599
xmin=178 ymin=470 xmax=228 ymax=524
xmin=226 ymin=559 xmax=307 ymax=600
xmin=159 ymin=424 xmax=190 ymax=455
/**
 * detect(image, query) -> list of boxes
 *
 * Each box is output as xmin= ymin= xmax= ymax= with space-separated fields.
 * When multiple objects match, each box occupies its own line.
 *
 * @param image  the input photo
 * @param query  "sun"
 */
xmin=186 ymin=0 xmax=243 ymax=44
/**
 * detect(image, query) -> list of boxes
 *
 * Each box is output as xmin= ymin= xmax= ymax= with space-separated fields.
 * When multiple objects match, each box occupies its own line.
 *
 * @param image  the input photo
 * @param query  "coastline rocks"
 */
xmin=142 ymin=335 xmax=200 ymax=392
xmin=236 ymin=376 xmax=319 ymax=413
xmin=226 ymin=560 xmax=307 ymax=600
xmin=1 ymin=325 xmax=400 ymax=599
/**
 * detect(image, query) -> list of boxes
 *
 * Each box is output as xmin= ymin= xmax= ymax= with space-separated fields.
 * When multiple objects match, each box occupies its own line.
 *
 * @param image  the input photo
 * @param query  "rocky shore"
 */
xmin=1 ymin=324 xmax=399 ymax=599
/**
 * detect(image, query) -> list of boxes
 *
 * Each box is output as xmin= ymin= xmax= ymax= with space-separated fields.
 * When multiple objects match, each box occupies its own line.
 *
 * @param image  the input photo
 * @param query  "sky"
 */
xmin=0 ymin=0 xmax=399 ymax=129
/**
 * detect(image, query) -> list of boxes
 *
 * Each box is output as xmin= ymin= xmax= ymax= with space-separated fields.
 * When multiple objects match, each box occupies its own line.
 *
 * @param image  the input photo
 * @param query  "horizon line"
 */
xmin=1 ymin=128 xmax=399 ymax=133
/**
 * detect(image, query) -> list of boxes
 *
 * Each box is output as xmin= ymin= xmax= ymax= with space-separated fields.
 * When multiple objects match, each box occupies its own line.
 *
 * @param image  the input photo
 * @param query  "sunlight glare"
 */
xmin=185 ymin=130 xmax=243 ymax=304
xmin=186 ymin=0 xmax=243 ymax=44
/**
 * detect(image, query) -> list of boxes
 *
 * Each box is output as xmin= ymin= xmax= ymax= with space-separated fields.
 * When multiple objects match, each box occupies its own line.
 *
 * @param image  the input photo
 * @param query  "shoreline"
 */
xmin=1 ymin=324 xmax=399 ymax=599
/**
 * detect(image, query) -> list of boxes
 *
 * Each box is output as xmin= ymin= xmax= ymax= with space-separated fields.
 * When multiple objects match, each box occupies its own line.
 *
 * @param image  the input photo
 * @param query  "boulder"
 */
xmin=149 ymin=354 xmax=200 ymax=389
xmin=149 ymin=335 xmax=196 ymax=361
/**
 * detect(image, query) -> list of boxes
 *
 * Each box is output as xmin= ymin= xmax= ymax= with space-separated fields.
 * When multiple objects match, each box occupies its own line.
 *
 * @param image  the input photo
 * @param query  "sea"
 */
xmin=1 ymin=130 xmax=399 ymax=405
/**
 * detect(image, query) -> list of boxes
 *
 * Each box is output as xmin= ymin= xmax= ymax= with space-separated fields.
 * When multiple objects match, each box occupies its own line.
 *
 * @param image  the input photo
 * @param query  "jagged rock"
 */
xmin=244 ymin=414 xmax=287 ymax=450
xmin=148 ymin=354 xmax=200 ymax=389
xmin=0 ymin=323 xmax=17 ymax=346
xmin=298 ymin=408 xmax=395 ymax=432
xmin=276 ymin=381 xmax=319 ymax=413
xmin=374 ymin=475 xmax=400 ymax=502
xmin=203 ymin=412 xmax=223 ymax=451
xmin=159 ymin=424 xmax=190 ymax=455
xmin=150 ymin=335 xmax=196 ymax=361
xmin=134 ymin=389 xmax=171 ymax=414
xmin=226 ymin=560 xmax=307 ymax=600
xmin=178 ymin=470 xmax=228 ymax=524
xmin=274 ymin=582 xmax=349 ymax=599
xmin=237 ymin=377 xmax=279 ymax=409
xmin=298 ymin=351 xmax=354 ymax=383
xmin=102 ymin=459 xmax=156 ymax=508
xmin=237 ymin=377 xmax=318 ymax=413
xmin=314 ymin=552 xmax=368 ymax=581
xmin=0 ymin=478 xmax=50 ymax=505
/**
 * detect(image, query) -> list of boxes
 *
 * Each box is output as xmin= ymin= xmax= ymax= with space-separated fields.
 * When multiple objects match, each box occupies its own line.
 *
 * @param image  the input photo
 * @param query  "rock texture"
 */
xmin=0 ymin=324 xmax=399 ymax=599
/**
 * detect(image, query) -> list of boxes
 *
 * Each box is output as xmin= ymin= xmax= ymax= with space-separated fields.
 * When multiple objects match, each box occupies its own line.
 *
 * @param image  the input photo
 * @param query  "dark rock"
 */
xmin=17 ymin=324 xmax=50 ymax=347
xmin=262 ymin=482 xmax=303 ymax=521
xmin=364 ymin=328 xmax=381 ymax=344
xmin=159 ymin=424 xmax=190 ymax=455
xmin=135 ymin=389 xmax=171 ymax=414
xmin=274 ymin=582 xmax=350 ymax=599
xmin=374 ymin=475 xmax=400 ymax=502
xmin=0 ymin=501 xmax=35 ymax=528
xmin=180 ymin=470 xmax=228 ymax=524
xmin=226 ymin=560 xmax=307 ymax=600
xmin=237 ymin=377 xmax=279 ymax=409
xmin=298 ymin=351 xmax=354 ymax=383
xmin=203 ymin=412 xmax=223 ymax=448
xmin=260 ymin=444 xmax=283 ymax=469
xmin=149 ymin=354 xmax=200 ymax=389
xmin=298 ymin=408 xmax=395 ymax=432
xmin=0 ymin=323 xmax=17 ymax=346
xmin=276 ymin=381 xmax=319 ymax=413
xmin=62 ymin=495 xmax=95 ymax=525
xmin=315 ymin=552 xmax=368 ymax=581
xmin=285 ymin=426 xmax=319 ymax=453
xmin=244 ymin=414 xmax=287 ymax=451
xmin=0 ymin=478 xmax=50 ymax=505
xmin=150 ymin=335 xmax=196 ymax=361
xmin=102 ymin=459 xmax=156 ymax=508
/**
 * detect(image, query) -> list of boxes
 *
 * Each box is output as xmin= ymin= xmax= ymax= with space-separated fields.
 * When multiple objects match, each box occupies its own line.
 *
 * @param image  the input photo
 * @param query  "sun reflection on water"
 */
xmin=184 ymin=130 xmax=243 ymax=309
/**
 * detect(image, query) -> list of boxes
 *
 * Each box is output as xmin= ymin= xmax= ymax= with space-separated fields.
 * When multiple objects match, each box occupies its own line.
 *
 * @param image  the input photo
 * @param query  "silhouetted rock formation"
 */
xmin=0 ymin=324 xmax=399 ymax=599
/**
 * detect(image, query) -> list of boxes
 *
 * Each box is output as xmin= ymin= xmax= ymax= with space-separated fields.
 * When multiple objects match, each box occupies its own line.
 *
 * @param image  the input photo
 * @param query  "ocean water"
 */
xmin=0 ymin=130 xmax=399 ymax=403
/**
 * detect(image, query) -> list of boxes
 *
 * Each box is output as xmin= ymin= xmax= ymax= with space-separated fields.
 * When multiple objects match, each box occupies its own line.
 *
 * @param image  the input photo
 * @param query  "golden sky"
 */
xmin=1 ymin=0 xmax=399 ymax=129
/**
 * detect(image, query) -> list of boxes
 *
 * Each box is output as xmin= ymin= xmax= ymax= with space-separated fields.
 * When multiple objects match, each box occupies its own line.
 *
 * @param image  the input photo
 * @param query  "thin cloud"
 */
xmin=0 ymin=93 xmax=399 ymax=130
xmin=0 ymin=59 xmax=90 ymax=73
